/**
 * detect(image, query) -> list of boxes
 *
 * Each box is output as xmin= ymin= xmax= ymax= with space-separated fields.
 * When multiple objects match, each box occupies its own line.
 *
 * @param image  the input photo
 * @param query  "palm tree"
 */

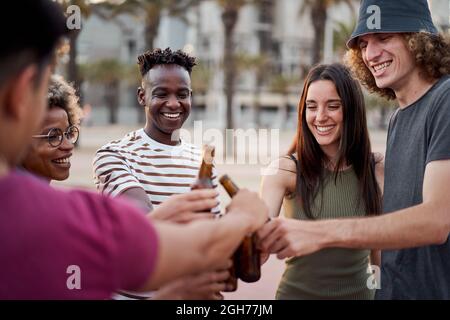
xmin=58 ymin=0 xmax=92 ymax=104
xmin=190 ymin=61 xmax=212 ymax=123
xmin=82 ymin=59 xmax=128 ymax=124
xmin=216 ymin=0 xmax=247 ymax=157
xmin=252 ymin=0 xmax=275 ymax=127
xmin=332 ymin=19 xmax=356 ymax=59
xmin=299 ymin=0 xmax=355 ymax=64
xmin=270 ymin=74 xmax=299 ymax=129
xmin=217 ymin=0 xmax=247 ymax=131
xmin=99 ymin=0 xmax=202 ymax=124
xmin=102 ymin=0 xmax=201 ymax=52
xmin=235 ymin=52 xmax=271 ymax=127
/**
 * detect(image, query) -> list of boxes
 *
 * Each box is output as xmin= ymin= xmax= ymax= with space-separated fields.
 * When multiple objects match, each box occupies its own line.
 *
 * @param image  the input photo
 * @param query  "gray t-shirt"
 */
xmin=377 ymin=75 xmax=450 ymax=299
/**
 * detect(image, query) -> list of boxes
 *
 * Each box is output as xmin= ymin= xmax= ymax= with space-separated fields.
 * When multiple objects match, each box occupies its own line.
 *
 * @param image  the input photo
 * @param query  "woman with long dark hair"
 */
xmin=259 ymin=63 xmax=383 ymax=299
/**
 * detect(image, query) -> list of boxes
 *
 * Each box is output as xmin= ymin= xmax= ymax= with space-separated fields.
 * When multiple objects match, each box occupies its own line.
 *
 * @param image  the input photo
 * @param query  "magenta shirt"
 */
xmin=0 ymin=170 xmax=159 ymax=299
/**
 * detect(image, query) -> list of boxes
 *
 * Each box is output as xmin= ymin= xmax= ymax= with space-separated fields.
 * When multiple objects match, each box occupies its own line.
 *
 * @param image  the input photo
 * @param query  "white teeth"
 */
xmin=162 ymin=113 xmax=181 ymax=118
xmin=373 ymin=61 xmax=391 ymax=72
xmin=54 ymin=158 xmax=69 ymax=164
xmin=316 ymin=126 xmax=334 ymax=133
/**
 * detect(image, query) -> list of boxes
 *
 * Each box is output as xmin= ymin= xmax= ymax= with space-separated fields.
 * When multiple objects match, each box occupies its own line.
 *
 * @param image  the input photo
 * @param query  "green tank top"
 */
xmin=276 ymin=166 xmax=375 ymax=300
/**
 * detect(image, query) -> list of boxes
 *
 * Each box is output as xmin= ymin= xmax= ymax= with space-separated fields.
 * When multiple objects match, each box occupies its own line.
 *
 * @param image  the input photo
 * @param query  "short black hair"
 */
xmin=137 ymin=48 xmax=197 ymax=77
xmin=0 ymin=0 xmax=68 ymax=86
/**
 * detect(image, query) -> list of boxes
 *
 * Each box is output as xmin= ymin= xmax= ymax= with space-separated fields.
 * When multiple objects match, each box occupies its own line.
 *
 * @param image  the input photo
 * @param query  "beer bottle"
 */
xmin=192 ymin=147 xmax=237 ymax=291
xmin=218 ymin=174 xmax=238 ymax=292
xmin=219 ymin=174 xmax=261 ymax=283
xmin=191 ymin=145 xmax=215 ymax=190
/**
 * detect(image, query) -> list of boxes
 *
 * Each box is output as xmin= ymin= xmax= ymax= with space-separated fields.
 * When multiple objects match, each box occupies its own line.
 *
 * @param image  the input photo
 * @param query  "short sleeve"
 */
xmin=426 ymin=83 xmax=450 ymax=164
xmin=58 ymin=190 xmax=159 ymax=295
xmin=93 ymin=147 xmax=143 ymax=197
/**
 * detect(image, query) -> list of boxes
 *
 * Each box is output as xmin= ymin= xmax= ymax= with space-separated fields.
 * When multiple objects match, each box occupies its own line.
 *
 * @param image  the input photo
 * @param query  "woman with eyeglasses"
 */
xmin=22 ymin=74 xmax=82 ymax=182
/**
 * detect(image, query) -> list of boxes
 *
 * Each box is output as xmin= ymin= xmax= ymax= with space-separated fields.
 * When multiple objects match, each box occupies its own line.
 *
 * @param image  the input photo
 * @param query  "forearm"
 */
xmin=323 ymin=202 xmax=449 ymax=250
xmin=196 ymin=213 xmax=254 ymax=266
xmin=120 ymin=187 xmax=154 ymax=213
xmin=145 ymin=213 xmax=254 ymax=289
xmin=260 ymin=178 xmax=286 ymax=218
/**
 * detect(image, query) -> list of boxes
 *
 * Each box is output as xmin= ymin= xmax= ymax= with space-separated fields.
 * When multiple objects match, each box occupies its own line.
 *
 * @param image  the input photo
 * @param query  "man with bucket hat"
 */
xmin=258 ymin=0 xmax=450 ymax=299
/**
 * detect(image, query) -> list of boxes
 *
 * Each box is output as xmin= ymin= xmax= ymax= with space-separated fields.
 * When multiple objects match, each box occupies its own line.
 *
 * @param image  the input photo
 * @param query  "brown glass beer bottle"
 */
xmin=191 ymin=145 xmax=215 ymax=191
xmin=192 ymin=148 xmax=237 ymax=291
xmin=219 ymin=174 xmax=261 ymax=283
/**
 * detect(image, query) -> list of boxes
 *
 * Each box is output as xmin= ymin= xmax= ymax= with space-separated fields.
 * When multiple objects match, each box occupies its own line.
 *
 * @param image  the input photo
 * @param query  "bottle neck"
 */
xmin=198 ymin=160 xmax=213 ymax=179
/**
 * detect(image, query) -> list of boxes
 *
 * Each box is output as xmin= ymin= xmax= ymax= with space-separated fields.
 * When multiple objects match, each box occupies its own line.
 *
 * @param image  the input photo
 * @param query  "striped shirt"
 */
xmin=93 ymin=128 xmax=219 ymax=211
xmin=93 ymin=128 xmax=220 ymax=300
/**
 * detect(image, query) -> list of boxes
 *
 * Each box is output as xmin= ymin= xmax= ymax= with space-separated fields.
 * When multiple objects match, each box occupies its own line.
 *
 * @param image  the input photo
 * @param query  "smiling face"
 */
xmin=358 ymin=33 xmax=417 ymax=92
xmin=138 ymin=64 xmax=191 ymax=145
xmin=22 ymin=107 xmax=75 ymax=181
xmin=305 ymin=80 xmax=344 ymax=158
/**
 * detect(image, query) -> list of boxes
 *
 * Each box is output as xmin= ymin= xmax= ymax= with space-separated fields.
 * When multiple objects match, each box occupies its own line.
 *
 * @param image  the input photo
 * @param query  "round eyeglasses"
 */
xmin=32 ymin=125 xmax=80 ymax=147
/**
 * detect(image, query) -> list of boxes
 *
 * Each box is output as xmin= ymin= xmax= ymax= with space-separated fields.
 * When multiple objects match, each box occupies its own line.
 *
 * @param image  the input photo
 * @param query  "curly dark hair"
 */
xmin=345 ymin=32 xmax=450 ymax=100
xmin=48 ymin=74 xmax=82 ymax=126
xmin=137 ymin=47 xmax=197 ymax=77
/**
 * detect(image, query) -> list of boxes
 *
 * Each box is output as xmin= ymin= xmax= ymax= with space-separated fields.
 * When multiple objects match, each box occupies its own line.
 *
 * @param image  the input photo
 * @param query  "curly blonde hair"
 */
xmin=344 ymin=32 xmax=450 ymax=100
xmin=48 ymin=74 xmax=82 ymax=125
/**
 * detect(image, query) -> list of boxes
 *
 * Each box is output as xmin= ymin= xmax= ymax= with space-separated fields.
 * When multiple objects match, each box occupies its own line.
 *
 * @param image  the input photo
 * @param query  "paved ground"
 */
xmin=54 ymin=124 xmax=387 ymax=300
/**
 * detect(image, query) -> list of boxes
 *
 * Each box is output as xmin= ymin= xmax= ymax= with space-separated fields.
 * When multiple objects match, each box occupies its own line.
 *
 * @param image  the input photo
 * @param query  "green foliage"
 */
xmin=333 ymin=19 xmax=356 ymax=57
xmin=191 ymin=61 xmax=212 ymax=94
xmin=269 ymin=74 xmax=299 ymax=95
xmin=364 ymin=90 xmax=397 ymax=111
xmin=81 ymin=59 xmax=128 ymax=85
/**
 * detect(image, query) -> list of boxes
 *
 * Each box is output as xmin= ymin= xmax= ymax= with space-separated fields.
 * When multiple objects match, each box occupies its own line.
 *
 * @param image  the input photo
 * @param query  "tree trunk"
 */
xmin=379 ymin=106 xmax=387 ymax=130
xmin=280 ymin=98 xmax=289 ymax=130
xmin=221 ymin=8 xmax=239 ymax=158
xmin=222 ymin=9 xmax=238 ymax=130
xmin=68 ymin=30 xmax=82 ymax=101
xmin=136 ymin=17 xmax=160 ymax=125
xmin=253 ymin=80 xmax=262 ymax=127
xmin=67 ymin=29 xmax=82 ymax=147
xmin=311 ymin=2 xmax=327 ymax=65
xmin=144 ymin=16 xmax=159 ymax=52
xmin=106 ymin=81 xmax=120 ymax=124
xmin=255 ymin=0 xmax=274 ymax=128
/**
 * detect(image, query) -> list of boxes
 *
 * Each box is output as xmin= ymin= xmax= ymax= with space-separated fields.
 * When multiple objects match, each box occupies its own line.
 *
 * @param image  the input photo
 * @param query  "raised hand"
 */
xmin=257 ymin=218 xmax=324 ymax=259
xmin=150 ymin=189 xmax=219 ymax=223
xmin=225 ymin=189 xmax=269 ymax=232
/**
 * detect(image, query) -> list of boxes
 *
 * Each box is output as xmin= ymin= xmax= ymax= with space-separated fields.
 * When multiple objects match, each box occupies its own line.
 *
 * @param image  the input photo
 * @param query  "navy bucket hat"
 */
xmin=347 ymin=0 xmax=438 ymax=48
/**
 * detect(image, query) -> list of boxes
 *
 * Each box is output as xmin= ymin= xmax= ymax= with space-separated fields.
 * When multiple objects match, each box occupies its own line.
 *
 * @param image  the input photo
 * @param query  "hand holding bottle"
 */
xmin=225 ymin=189 xmax=269 ymax=232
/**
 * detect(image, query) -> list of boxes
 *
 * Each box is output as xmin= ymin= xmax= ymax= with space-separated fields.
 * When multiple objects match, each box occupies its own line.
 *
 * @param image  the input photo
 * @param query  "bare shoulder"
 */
xmin=262 ymin=156 xmax=297 ymax=193
xmin=278 ymin=155 xmax=297 ymax=172
xmin=264 ymin=156 xmax=296 ymax=175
